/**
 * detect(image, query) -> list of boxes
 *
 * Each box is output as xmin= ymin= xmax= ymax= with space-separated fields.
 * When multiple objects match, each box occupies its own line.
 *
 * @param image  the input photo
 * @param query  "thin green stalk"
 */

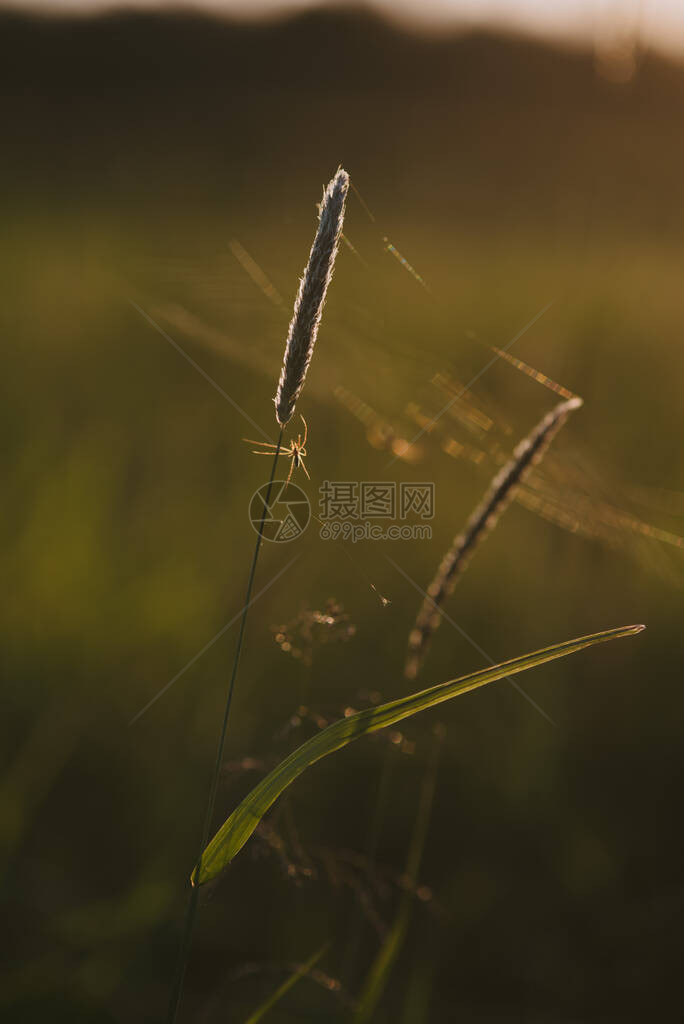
xmin=342 ymin=739 xmax=397 ymax=985
xmin=167 ymin=429 xmax=283 ymax=1024
xmin=355 ymin=725 xmax=444 ymax=1022
xmin=244 ymin=942 xmax=329 ymax=1024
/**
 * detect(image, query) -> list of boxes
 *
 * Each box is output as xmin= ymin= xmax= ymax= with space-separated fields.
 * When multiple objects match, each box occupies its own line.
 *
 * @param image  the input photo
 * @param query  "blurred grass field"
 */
xmin=1 ymin=7 xmax=684 ymax=1021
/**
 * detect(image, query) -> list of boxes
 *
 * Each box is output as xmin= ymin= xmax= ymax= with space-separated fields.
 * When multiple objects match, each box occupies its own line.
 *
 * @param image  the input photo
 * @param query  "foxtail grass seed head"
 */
xmin=405 ymin=396 xmax=583 ymax=679
xmin=275 ymin=168 xmax=350 ymax=427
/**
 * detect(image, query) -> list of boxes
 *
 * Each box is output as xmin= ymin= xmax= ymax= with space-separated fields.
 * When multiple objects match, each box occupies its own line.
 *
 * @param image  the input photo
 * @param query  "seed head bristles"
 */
xmin=405 ymin=397 xmax=583 ymax=680
xmin=274 ymin=167 xmax=350 ymax=427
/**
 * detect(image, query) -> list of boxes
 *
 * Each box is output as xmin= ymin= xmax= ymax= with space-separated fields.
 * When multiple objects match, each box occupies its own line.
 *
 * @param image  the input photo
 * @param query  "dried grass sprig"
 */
xmin=405 ymin=396 xmax=583 ymax=679
xmin=275 ymin=167 xmax=349 ymax=426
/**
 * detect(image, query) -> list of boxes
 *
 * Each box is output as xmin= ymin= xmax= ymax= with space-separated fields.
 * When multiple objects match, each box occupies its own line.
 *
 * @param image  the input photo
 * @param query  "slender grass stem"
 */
xmin=342 ymin=739 xmax=397 ymax=985
xmin=355 ymin=725 xmax=444 ymax=1023
xmin=243 ymin=942 xmax=330 ymax=1024
xmin=167 ymin=429 xmax=284 ymax=1024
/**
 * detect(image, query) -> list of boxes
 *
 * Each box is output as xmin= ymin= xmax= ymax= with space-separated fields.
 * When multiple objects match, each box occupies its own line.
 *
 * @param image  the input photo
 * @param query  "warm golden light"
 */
xmin=6 ymin=0 xmax=684 ymax=60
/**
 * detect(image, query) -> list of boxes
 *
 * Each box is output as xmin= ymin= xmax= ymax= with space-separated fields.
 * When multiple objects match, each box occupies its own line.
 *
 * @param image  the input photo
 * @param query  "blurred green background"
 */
xmin=1 ymin=6 xmax=683 ymax=1021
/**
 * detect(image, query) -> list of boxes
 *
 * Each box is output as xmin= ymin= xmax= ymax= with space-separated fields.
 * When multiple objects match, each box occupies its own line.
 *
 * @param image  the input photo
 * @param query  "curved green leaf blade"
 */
xmin=193 ymin=624 xmax=644 ymax=885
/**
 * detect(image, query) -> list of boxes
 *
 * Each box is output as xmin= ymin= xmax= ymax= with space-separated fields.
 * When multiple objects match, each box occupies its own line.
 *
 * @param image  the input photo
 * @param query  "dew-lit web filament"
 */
xmin=441 ymin=436 xmax=488 ymax=466
xmin=231 ymin=176 xmax=577 ymax=416
xmin=333 ymin=383 xmax=387 ymax=431
xmin=340 ymin=232 xmax=369 ymax=268
xmin=337 ymin=370 xmax=683 ymax=559
xmin=623 ymin=483 xmax=684 ymax=518
xmin=520 ymin=472 xmax=684 ymax=551
xmin=501 ymin=446 xmax=684 ymax=550
xmin=350 ymin=180 xmax=376 ymax=223
xmin=431 ymin=372 xmax=500 ymax=435
xmin=590 ymin=500 xmax=684 ymax=549
xmin=353 ymin=184 xmax=578 ymax=407
xmin=404 ymin=400 xmax=439 ymax=434
xmin=515 ymin=486 xmax=588 ymax=537
xmin=404 ymin=400 xmax=489 ymax=466
xmin=383 ymin=236 xmax=431 ymax=292
xmin=333 ymin=384 xmax=423 ymax=462
xmin=488 ymin=346 xmax=578 ymax=401
xmin=228 ymin=238 xmax=284 ymax=308
xmin=343 ymin=180 xmax=680 ymax=560
xmin=407 ymin=384 xmax=684 ymax=554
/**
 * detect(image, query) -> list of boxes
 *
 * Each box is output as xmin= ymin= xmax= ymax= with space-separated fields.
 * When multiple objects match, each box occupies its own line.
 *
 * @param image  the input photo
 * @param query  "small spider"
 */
xmin=243 ymin=415 xmax=310 ymax=484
